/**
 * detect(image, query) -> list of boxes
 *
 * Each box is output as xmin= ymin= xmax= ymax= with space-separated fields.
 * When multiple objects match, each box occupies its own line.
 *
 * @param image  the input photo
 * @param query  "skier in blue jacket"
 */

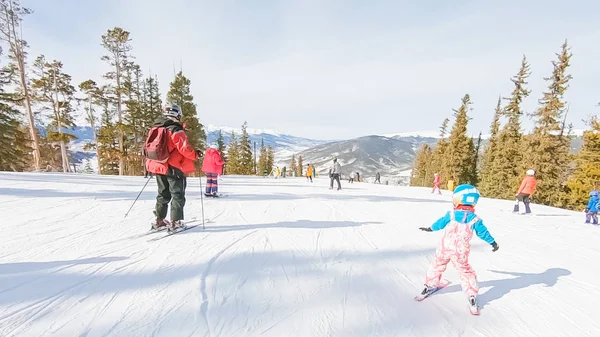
xmin=585 ymin=190 xmax=599 ymax=224
xmin=417 ymin=184 xmax=499 ymax=315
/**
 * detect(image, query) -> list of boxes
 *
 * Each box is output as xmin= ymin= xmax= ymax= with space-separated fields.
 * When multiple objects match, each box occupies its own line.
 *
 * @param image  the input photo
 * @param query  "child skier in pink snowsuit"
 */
xmin=418 ymin=184 xmax=499 ymax=313
xmin=431 ymin=173 xmax=442 ymax=194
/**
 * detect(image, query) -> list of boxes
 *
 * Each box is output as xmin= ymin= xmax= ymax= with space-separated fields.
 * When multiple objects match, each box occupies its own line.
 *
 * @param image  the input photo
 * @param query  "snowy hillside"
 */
xmin=205 ymin=125 xmax=330 ymax=160
xmin=293 ymin=135 xmax=434 ymax=181
xmin=1 ymin=173 xmax=598 ymax=337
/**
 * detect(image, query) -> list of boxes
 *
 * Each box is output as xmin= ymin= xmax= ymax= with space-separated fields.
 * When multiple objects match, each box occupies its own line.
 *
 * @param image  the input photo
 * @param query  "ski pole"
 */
xmin=125 ymin=177 xmax=152 ymax=218
xmin=199 ymin=175 xmax=205 ymax=229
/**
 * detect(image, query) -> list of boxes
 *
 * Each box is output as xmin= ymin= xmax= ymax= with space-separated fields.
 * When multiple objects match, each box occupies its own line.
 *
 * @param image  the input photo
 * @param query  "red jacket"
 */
xmin=433 ymin=175 xmax=441 ymax=185
xmin=517 ymin=176 xmax=537 ymax=195
xmin=146 ymin=118 xmax=198 ymax=175
xmin=201 ymin=148 xmax=225 ymax=174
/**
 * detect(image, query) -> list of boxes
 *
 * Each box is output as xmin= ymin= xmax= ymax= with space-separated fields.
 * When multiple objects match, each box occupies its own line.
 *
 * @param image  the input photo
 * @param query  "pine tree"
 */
xmin=238 ymin=122 xmax=254 ymax=175
xmin=0 ymin=88 xmax=31 ymax=171
xmin=225 ymin=131 xmax=240 ymax=174
xmin=564 ymin=117 xmax=600 ymax=210
xmin=410 ymin=144 xmax=433 ymax=186
xmin=216 ymin=129 xmax=227 ymax=163
xmin=429 ymin=118 xmax=450 ymax=186
xmin=443 ymin=94 xmax=477 ymax=185
xmin=96 ymin=86 xmax=120 ymax=175
xmin=141 ymin=75 xmax=162 ymax=129
xmin=101 ymin=27 xmax=132 ymax=175
xmin=297 ymin=155 xmax=303 ymax=176
xmin=167 ymin=71 xmax=206 ymax=153
xmin=523 ymin=41 xmax=573 ymax=206
xmin=31 ymin=56 xmax=77 ymax=172
xmin=479 ymin=97 xmax=503 ymax=196
xmin=0 ymin=0 xmax=40 ymax=169
xmin=79 ymin=80 xmax=102 ymax=172
xmin=290 ymin=154 xmax=298 ymax=176
xmin=266 ymin=146 xmax=275 ymax=173
xmin=257 ymin=138 xmax=268 ymax=174
xmin=490 ymin=56 xmax=531 ymax=199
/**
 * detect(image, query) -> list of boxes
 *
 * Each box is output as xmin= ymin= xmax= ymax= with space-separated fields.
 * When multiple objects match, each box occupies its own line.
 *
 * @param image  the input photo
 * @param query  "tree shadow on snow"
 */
xmin=181 ymin=220 xmax=382 ymax=234
xmin=0 ymin=256 xmax=129 ymax=275
xmin=441 ymin=268 xmax=571 ymax=309
xmin=221 ymin=192 xmax=447 ymax=204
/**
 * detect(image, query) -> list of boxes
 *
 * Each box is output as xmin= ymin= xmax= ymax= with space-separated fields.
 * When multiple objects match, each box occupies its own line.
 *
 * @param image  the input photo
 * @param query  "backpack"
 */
xmin=143 ymin=126 xmax=170 ymax=163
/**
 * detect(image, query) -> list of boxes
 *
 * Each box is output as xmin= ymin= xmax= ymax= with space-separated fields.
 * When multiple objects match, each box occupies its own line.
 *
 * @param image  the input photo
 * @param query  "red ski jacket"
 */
xmin=145 ymin=118 xmax=198 ymax=175
xmin=517 ymin=176 xmax=537 ymax=195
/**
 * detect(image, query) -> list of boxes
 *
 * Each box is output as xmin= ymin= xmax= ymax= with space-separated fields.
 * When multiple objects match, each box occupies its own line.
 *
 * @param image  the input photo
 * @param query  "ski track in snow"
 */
xmin=0 ymin=173 xmax=600 ymax=336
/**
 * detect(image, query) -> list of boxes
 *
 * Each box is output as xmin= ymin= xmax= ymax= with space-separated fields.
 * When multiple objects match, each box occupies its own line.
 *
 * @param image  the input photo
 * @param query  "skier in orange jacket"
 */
xmin=513 ymin=169 xmax=537 ymax=214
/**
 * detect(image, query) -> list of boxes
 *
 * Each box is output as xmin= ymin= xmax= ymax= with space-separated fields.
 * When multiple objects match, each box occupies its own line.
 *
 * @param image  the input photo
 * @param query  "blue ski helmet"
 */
xmin=590 ymin=190 xmax=599 ymax=197
xmin=452 ymin=184 xmax=481 ymax=206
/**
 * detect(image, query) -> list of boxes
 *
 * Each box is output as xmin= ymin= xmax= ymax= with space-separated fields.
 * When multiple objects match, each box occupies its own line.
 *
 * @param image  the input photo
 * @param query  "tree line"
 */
xmin=410 ymin=41 xmax=598 ymax=211
xmin=0 ymin=1 xmax=273 ymax=176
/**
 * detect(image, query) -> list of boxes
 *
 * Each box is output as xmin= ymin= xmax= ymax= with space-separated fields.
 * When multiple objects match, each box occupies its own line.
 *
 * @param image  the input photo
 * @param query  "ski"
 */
xmin=148 ymin=224 xmax=200 ymax=241
xmin=414 ymin=279 xmax=451 ymax=301
xmin=468 ymin=297 xmax=480 ymax=315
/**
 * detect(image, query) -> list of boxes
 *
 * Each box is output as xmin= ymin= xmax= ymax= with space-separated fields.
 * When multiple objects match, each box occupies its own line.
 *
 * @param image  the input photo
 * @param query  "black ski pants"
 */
xmin=330 ymin=173 xmax=341 ymax=190
xmin=155 ymin=168 xmax=187 ymax=222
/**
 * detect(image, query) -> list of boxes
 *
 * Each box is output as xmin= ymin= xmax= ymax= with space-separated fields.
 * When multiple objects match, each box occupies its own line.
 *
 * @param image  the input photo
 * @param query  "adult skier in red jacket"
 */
xmin=145 ymin=104 xmax=200 ymax=230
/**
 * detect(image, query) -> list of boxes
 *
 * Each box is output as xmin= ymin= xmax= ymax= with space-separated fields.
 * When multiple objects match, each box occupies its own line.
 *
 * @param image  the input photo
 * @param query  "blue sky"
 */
xmin=19 ymin=0 xmax=600 ymax=139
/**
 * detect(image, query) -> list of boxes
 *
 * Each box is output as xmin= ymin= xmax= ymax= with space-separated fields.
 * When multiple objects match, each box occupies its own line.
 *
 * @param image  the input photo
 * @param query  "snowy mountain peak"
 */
xmin=206 ymin=124 xmax=284 ymax=137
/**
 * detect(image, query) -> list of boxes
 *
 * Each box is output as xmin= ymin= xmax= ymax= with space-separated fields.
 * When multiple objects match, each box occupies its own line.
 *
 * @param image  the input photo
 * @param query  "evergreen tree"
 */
xmin=479 ymin=97 xmax=503 ymax=196
xmin=225 ymin=131 xmax=240 ymax=174
xmin=290 ymin=154 xmax=298 ymax=176
xmin=443 ymin=94 xmax=477 ymax=185
xmin=0 ymin=0 xmax=40 ymax=170
xmin=410 ymin=144 xmax=433 ymax=187
xmin=257 ymin=138 xmax=268 ymax=174
xmin=101 ymin=27 xmax=132 ymax=175
xmin=238 ymin=122 xmax=254 ymax=175
xmin=297 ymin=155 xmax=303 ymax=176
xmin=429 ymin=118 xmax=450 ymax=186
xmin=167 ymin=71 xmax=206 ymax=153
xmin=490 ymin=56 xmax=531 ymax=199
xmin=31 ymin=56 xmax=77 ymax=172
xmin=0 ymin=90 xmax=31 ymax=171
xmin=96 ymin=86 xmax=120 ymax=175
xmin=564 ymin=117 xmax=600 ymax=210
xmin=79 ymin=79 xmax=103 ymax=172
xmin=523 ymin=41 xmax=573 ymax=206
xmin=216 ymin=129 xmax=227 ymax=163
xmin=141 ymin=75 xmax=162 ymax=129
xmin=266 ymin=146 xmax=275 ymax=173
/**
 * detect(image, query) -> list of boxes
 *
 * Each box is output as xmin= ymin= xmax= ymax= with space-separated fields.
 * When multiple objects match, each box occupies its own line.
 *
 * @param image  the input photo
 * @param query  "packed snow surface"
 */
xmin=0 ymin=173 xmax=598 ymax=337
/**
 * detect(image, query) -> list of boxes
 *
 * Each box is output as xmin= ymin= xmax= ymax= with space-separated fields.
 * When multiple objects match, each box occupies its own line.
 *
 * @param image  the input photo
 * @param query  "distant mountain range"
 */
xmin=53 ymin=124 xmax=586 ymax=180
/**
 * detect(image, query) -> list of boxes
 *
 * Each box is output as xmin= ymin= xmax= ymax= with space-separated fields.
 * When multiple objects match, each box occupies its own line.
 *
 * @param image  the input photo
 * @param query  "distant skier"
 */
xmin=375 ymin=172 xmax=381 ymax=184
xmin=144 ymin=103 xmax=201 ymax=231
xmin=306 ymin=164 xmax=313 ymax=182
xmin=348 ymin=171 xmax=355 ymax=184
xmin=282 ymin=166 xmax=287 ymax=178
xmin=585 ymin=190 xmax=599 ymax=224
xmin=329 ymin=158 xmax=342 ymax=190
xmin=513 ymin=169 xmax=537 ymax=214
xmin=417 ymin=184 xmax=499 ymax=315
xmin=432 ymin=173 xmax=442 ymax=194
xmin=356 ymin=172 xmax=360 ymax=182
xmin=202 ymin=147 xmax=225 ymax=197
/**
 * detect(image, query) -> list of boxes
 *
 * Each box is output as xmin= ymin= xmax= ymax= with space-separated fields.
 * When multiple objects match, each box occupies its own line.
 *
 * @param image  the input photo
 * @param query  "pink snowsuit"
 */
xmin=432 ymin=175 xmax=441 ymax=194
xmin=424 ymin=209 xmax=495 ymax=296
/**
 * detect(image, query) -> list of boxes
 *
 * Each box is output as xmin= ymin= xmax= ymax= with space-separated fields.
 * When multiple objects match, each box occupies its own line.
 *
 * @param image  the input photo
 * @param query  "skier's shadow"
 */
xmin=441 ymin=268 xmax=571 ymax=309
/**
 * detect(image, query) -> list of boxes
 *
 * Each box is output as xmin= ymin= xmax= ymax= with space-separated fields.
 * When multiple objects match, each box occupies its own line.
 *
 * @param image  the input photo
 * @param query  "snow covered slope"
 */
xmin=0 ymin=173 xmax=598 ymax=337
